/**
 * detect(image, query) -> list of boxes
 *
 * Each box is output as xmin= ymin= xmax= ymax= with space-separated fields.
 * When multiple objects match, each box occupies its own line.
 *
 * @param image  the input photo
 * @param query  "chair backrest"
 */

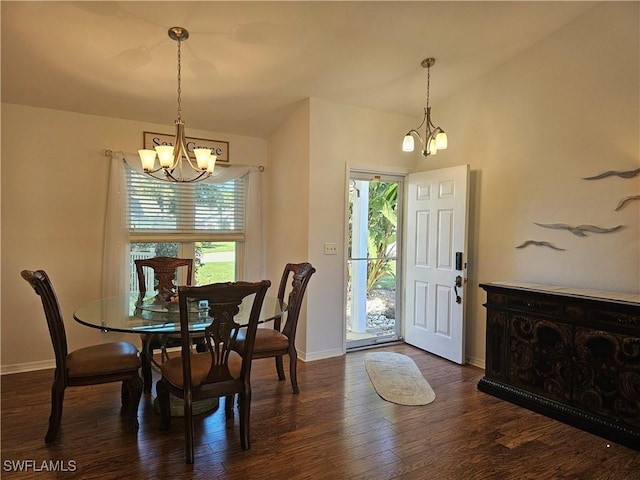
xmin=178 ymin=280 xmax=271 ymax=392
xmin=135 ymin=257 xmax=193 ymax=299
xmin=277 ymin=263 xmax=316 ymax=340
xmin=21 ymin=269 xmax=68 ymax=372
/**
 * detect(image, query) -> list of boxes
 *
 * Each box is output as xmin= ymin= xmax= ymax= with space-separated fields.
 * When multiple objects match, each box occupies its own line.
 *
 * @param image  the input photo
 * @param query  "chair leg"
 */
xmin=289 ymin=348 xmax=300 ymax=394
xmin=183 ymin=391 xmax=194 ymax=464
xmin=238 ymin=389 xmax=251 ymax=450
xmin=225 ymin=394 xmax=235 ymax=420
xmin=121 ymin=380 xmax=129 ymax=408
xmin=275 ymin=356 xmax=286 ymax=381
xmin=156 ymin=380 xmax=171 ymax=431
xmin=45 ymin=378 xmax=65 ymax=443
xmin=122 ymin=377 xmax=142 ymax=431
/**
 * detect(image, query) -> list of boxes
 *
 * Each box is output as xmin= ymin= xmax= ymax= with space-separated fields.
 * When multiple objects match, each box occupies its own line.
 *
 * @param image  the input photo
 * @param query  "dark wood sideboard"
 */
xmin=478 ymin=281 xmax=640 ymax=450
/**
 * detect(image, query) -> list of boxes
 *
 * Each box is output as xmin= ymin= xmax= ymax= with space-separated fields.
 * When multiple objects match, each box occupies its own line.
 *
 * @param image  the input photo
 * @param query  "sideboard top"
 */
xmin=480 ymin=281 xmax=640 ymax=306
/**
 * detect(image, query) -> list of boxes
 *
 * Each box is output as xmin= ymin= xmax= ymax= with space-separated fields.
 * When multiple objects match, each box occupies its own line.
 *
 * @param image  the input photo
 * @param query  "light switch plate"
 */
xmin=324 ymin=242 xmax=338 ymax=255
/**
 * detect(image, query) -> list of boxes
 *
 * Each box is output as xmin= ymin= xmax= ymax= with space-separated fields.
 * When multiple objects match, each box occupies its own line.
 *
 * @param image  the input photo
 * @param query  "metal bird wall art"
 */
xmin=582 ymin=168 xmax=640 ymax=180
xmin=515 ymin=240 xmax=565 ymax=251
xmin=614 ymin=195 xmax=640 ymax=211
xmin=534 ymin=222 xmax=623 ymax=237
xmin=518 ymin=167 xmax=634 ymax=252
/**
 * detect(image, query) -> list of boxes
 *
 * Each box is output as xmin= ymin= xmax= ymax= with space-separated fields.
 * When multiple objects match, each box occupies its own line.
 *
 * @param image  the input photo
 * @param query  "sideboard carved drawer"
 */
xmin=508 ymin=294 xmax=562 ymax=317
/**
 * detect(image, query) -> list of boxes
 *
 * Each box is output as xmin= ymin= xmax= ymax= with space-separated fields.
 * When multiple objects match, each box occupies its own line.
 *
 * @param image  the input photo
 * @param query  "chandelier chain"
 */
xmin=426 ymin=64 xmax=430 ymax=110
xmin=176 ymin=36 xmax=182 ymax=122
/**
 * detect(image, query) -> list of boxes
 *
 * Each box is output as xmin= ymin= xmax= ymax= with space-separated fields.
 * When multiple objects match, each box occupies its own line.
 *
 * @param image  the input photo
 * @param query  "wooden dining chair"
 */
xmin=135 ymin=256 xmax=193 ymax=301
xmin=135 ymin=256 xmax=194 ymax=393
xmin=234 ymin=262 xmax=316 ymax=394
xmin=156 ymin=279 xmax=271 ymax=464
xmin=21 ymin=269 xmax=143 ymax=444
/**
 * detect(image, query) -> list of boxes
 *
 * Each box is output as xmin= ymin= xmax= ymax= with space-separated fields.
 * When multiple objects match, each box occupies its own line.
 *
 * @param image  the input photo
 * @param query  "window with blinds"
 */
xmin=126 ymin=166 xmax=246 ymax=241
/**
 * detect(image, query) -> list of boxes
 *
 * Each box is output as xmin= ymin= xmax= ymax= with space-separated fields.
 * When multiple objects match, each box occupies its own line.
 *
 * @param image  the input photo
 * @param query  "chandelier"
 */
xmin=402 ymin=57 xmax=448 ymax=157
xmin=138 ymin=27 xmax=216 ymax=182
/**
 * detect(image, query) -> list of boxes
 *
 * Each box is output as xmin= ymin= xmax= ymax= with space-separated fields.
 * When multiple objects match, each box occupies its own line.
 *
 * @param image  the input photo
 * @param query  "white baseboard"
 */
xmin=1 ymin=359 xmax=55 ymax=375
xmin=466 ymin=355 xmax=485 ymax=369
xmin=298 ymin=347 xmax=344 ymax=362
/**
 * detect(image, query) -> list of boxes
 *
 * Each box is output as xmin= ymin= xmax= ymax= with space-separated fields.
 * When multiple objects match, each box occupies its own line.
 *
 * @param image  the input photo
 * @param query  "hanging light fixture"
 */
xmin=138 ymin=27 xmax=216 ymax=182
xmin=402 ymin=57 xmax=448 ymax=157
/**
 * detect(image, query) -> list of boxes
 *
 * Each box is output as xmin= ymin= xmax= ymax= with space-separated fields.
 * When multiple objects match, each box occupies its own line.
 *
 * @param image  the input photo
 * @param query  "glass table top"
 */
xmin=73 ymin=293 xmax=286 ymax=334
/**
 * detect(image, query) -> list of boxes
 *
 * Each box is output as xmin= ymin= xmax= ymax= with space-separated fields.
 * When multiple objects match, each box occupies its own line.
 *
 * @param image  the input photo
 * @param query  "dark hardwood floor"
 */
xmin=2 ymin=343 xmax=638 ymax=479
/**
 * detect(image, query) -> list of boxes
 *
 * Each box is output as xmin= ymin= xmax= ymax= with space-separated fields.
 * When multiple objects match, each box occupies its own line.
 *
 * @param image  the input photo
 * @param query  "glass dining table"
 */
xmin=73 ymin=293 xmax=287 ymax=417
xmin=73 ymin=293 xmax=287 ymax=335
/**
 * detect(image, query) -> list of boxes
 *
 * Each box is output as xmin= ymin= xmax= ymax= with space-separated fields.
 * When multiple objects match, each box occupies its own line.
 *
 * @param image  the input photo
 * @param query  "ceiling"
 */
xmin=1 ymin=1 xmax=596 ymax=138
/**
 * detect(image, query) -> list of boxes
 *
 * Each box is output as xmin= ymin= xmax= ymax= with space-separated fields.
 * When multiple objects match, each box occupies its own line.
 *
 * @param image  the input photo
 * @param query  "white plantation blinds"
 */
xmin=126 ymin=166 xmax=246 ymax=240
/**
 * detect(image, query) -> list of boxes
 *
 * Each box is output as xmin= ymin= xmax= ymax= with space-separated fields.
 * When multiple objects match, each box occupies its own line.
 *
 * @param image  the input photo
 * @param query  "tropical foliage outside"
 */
xmin=348 ymin=181 xmax=398 ymax=292
xmin=366 ymin=182 xmax=398 ymax=290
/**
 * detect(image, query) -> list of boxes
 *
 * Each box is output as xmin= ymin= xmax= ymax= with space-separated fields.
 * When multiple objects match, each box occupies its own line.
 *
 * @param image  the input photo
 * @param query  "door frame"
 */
xmin=343 ymin=163 xmax=410 ymax=352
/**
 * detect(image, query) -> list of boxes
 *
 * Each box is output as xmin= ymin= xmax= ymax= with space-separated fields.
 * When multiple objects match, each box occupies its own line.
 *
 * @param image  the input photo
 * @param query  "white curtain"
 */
xmin=243 ymin=166 xmax=263 ymax=281
xmin=102 ymin=151 xmax=264 ymax=295
xmin=102 ymin=152 xmax=130 ymax=298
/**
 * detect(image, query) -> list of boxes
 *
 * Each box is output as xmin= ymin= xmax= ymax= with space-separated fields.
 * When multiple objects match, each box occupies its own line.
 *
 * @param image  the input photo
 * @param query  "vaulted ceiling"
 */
xmin=1 ymin=1 xmax=595 ymax=138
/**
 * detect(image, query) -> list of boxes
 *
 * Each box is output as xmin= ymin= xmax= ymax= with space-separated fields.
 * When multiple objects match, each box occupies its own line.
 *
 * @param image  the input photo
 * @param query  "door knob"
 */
xmin=454 ymin=275 xmax=463 ymax=304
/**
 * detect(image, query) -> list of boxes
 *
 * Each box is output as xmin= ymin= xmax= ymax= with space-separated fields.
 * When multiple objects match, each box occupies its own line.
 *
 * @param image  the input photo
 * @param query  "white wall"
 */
xmin=265 ymin=100 xmax=311 ymax=351
xmin=0 ymin=103 xmax=267 ymax=371
xmin=422 ymin=2 xmax=639 ymax=365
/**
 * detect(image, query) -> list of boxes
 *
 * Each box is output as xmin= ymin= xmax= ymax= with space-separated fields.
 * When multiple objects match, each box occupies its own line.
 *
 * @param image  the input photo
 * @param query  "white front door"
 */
xmin=403 ymin=165 xmax=470 ymax=364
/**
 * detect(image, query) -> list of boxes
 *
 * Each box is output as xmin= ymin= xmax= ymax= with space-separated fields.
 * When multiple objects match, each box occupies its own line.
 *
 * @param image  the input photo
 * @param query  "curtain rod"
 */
xmin=103 ymin=149 xmax=265 ymax=172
